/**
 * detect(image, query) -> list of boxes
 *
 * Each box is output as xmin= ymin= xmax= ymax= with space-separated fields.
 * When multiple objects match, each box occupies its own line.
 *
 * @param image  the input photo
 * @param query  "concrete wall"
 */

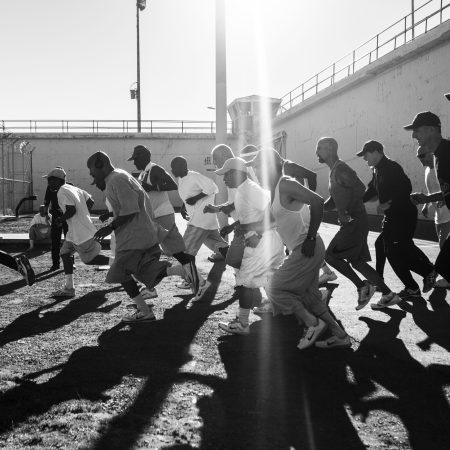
xmin=13 ymin=133 xmax=236 ymax=211
xmin=273 ymin=20 xmax=450 ymax=215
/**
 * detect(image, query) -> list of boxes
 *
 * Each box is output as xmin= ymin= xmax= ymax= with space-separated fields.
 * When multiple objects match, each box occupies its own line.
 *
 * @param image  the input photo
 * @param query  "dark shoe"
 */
xmin=16 ymin=255 xmax=36 ymax=286
xmin=50 ymin=264 xmax=61 ymax=271
xmin=398 ymin=288 xmax=421 ymax=300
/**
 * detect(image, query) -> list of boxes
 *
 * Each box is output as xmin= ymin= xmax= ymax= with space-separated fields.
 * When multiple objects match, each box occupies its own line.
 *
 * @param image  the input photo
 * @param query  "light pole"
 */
xmin=136 ymin=0 xmax=146 ymax=132
xmin=215 ymin=0 xmax=227 ymax=145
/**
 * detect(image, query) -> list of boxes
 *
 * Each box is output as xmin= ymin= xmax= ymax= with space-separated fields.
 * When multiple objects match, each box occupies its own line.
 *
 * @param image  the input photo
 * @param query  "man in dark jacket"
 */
xmin=405 ymin=111 xmax=450 ymax=285
xmin=358 ymin=140 xmax=436 ymax=300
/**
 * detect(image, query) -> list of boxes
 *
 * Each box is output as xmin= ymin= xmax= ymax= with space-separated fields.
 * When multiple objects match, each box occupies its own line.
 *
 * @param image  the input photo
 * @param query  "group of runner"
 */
xmin=3 ymin=108 xmax=449 ymax=350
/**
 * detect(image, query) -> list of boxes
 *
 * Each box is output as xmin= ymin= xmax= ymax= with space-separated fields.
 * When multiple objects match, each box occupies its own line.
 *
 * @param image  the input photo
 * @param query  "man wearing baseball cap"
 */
xmin=358 ymin=139 xmax=436 ymax=302
xmin=214 ymin=157 xmax=284 ymax=336
xmin=405 ymin=111 xmax=450 ymax=286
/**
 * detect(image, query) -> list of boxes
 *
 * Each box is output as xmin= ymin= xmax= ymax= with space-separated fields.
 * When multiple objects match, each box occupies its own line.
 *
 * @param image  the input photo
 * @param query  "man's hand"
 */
xmin=142 ymin=181 xmax=157 ymax=192
xmin=55 ymin=216 xmax=65 ymax=227
xmin=378 ymin=200 xmax=392 ymax=212
xmin=301 ymin=239 xmax=316 ymax=257
xmin=338 ymin=213 xmax=353 ymax=225
xmin=411 ymin=192 xmax=428 ymax=205
xmin=220 ymin=204 xmax=235 ymax=216
xmin=99 ymin=212 xmax=112 ymax=222
xmin=185 ymin=196 xmax=197 ymax=206
xmin=94 ymin=226 xmax=112 ymax=242
xmin=180 ymin=205 xmax=190 ymax=221
xmin=244 ymin=234 xmax=261 ymax=248
xmin=220 ymin=223 xmax=235 ymax=238
xmin=421 ymin=204 xmax=429 ymax=218
xmin=204 ymin=204 xmax=220 ymax=214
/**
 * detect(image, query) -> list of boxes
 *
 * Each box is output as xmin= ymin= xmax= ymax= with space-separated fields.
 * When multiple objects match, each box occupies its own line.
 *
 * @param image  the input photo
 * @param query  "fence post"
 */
xmin=352 ymin=50 xmax=356 ymax=74
xmin=376 ymin=34 xmax=379 ymax=59
xmin=332 ymin=63 xmax=335 ymax=84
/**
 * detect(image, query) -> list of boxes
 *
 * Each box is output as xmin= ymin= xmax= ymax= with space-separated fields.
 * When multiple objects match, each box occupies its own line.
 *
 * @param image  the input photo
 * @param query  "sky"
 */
xmin=0 ymin=0 xmax=427 ymax=122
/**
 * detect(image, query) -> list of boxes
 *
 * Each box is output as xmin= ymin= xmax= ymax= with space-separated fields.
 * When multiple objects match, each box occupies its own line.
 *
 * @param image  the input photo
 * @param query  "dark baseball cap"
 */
xmin=128 ymin=145 xmax=150 ymax=161
xmin=356 ymin=140 xmax=384 ymax=157
xmin=403 ymin=111 xmax=441 ymax=130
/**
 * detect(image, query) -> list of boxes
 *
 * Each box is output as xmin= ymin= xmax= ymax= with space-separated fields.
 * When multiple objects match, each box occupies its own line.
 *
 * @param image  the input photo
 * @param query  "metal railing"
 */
xmin=279 ymin=0 xmax=450 ymax=113
xmin=0 ymin=119 xmax=233 ymax=134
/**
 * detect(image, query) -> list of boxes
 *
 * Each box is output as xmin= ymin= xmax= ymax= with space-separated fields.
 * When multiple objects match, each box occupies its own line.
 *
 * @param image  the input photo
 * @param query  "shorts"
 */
xmin=106 ymin=244 xmax=170 ymax=286
xmin=326 ymin=214 xmax=371 ymax=263
xmin=183 ymin=225 xmax=228 ymax=256
xmin=60 ymin=238 xmax=101 ymax=264
xmin=155 ymin=214 xmax=186 ymax=256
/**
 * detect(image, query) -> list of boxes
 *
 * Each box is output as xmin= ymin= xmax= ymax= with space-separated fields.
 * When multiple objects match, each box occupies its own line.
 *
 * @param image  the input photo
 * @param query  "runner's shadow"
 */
xmin=348 ymin=308 xmax=450 ymax=449
xmin=183 ymin=315 xmax=365 ymax=449
xmin=399 ymin=289 xmax=450 ymax=353
xmin=0 ymin=287 xmax=121 ymax=347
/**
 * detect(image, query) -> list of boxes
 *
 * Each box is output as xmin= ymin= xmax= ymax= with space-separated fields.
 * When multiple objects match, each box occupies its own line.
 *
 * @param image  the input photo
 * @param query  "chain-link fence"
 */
xmin=0 ymin=123 xmax=35 ymax=216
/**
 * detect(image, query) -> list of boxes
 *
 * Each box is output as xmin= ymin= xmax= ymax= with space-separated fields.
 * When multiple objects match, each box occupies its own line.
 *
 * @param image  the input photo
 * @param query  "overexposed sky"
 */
xmin=0 ymin=0 xmax=423 ymax=121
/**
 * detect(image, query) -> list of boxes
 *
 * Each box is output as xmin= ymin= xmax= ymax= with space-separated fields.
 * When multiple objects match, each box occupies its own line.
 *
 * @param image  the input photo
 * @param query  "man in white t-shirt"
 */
xmin=171 ymin=156 xmax=229 ymax=299
xmin=44 ymin=167 xmax=110 ymax=298
xmin=417 ymin=146 xmax=450 ymax=287
xmin=27 ymin=204 xmax=52 ymax=251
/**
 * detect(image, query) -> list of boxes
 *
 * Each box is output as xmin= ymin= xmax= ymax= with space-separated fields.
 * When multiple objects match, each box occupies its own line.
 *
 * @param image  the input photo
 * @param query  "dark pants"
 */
xmin=383 ymin=209 xmax=433 ymax=290
xmin=435 ymin=235 xmax=450 ymax=282
xmin=50 ymin=213 xmax=68 ymax=266
xmin=0 ymin=250 xmax=18 ymax=271
xmin=375 ymin=233 xmax=386 ymax=278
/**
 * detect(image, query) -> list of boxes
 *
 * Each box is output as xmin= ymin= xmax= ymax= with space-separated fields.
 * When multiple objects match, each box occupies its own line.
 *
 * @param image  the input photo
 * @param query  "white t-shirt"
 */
xmin=178 ymin=171 xmax=219 ymax=230
xmin=234 ymin=179 xmax=270 ymax=225
xmin=57 ymin=184 xmax=97 ymax=245
xmin=425 ymin=166 xmax=450 ymax=224
xmin=29 ymin=213 xmax=51 ymax=229
xmin=138 ymin=162 xmax=174 ymax=218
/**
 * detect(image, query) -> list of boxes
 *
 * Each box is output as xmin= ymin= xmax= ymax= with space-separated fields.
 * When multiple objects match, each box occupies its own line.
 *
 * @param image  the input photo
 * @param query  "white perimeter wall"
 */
xmin=273 ymin=21 xmax=450 ymax=215
xmin=17 ymin=134 xmax=236 ymax=210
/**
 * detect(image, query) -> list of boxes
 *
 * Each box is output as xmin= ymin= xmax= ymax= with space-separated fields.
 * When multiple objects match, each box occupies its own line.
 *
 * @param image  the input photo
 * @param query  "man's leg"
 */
xmin=375 ymin=232 xmax=386 ymax=279
xmin=53 ymin=242 xmax=76 ymax=298
xmin=50 ymin=219 xmax=62 ymax=270
xmin=0 ymin=250 xmax=18 ymax=271
xmin=435 ymin=235 xmax=450 ymax=283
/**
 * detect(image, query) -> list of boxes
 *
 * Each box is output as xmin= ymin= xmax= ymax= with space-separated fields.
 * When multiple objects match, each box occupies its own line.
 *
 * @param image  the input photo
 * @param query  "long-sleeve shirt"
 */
xmin=363 ymin=155 xmax=415 ymax=218
xmin=434 ymin=138 xmax=450 ymax=210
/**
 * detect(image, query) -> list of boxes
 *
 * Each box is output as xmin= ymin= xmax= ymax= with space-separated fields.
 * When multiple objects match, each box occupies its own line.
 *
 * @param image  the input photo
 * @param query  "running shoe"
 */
xmin=183 ymin=261 xmax=200 ymax=295
xmin=218 ymin=318 xmax=250 ymax=335
xmin=192 ymin=280 xmax=212 ymax=302
xmin=315 ymin=334 xmax=351 ymax=349
xmin=398 ymin=287 xmax=421 ymax=300
xmin=140 ymin=287 xmax=158 ymax=300
xmin=371 ymin=292 xmax=401 ymax=310
xmin=122 ymin=310 xmax=156 ymax=323
xmin=355 ymin=281 xmax=376 ymax=310
xmin=16 ymin=255 xmax=35 ymax=286
xmin=297 ymin=318 xmax=327 ymax=350
xmin=176 ymin=280 xmax=192 ymax=289
xmin=423 ymin=270 xmax=437 ymax=293
xmin=52 ymin=287 xmax=76 ymax=298
xmin=207 ymin=253 xmax=225 ymax=263
xmin=318 ymin=271 xmax=338 ymax=285
xmin=435 ymin=278 xmax=450 ymax=288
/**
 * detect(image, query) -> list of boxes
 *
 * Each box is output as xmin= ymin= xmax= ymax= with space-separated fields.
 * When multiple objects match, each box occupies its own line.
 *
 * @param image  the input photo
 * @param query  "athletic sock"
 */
xmin=132 ymin=293 xmax=151 ymax=315
xmin=238 ymin=308 xmax=250 ymax=327
xmin=65 ymin=274 xmax=74 ymax=290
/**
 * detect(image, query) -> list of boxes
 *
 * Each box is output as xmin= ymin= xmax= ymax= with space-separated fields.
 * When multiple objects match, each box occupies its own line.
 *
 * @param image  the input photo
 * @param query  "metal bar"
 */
xmin=136 ymin=4 xmax=142 ymax=133
xmin=412 ymin=0 xmax=415 ymax=40
xmin=376 ymin=34 xmax=379 ymax=59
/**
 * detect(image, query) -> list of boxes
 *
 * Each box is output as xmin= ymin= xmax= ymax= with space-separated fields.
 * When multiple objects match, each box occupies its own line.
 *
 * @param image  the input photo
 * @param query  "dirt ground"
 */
xmin=0 ymin=216 xmax=449 ymax=449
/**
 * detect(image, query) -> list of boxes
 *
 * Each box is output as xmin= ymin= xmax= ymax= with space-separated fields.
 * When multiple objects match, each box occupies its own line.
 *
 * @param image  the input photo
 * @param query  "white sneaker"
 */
xmin=371 ymin=292 xmax=401 ymax=310
xmin=177 ymin=280 xmax=192 ymax=290
xmin=122 ymin=310 xmax=156 ymax=323
xmin=297 ymin=318 xmax=327 ymax=350
xmin=355 ymin=282 xmax=376 ymax=310
xmin=218 ymin=318 xmax=250 ymax=335
xmin=318 ymin=271 xmax=338 ymax=285
xmin=192 ymin=280 xmax=212 ymax=302
xmin=52 ymin=287 xmax=76 ymax=298
xmin=140 ymin=287 xmax=158 ymax=300
xmin=315 ymin=334 xmax=351 ymax=349
xmin=435 ymin=278 xmax=450 ymax=289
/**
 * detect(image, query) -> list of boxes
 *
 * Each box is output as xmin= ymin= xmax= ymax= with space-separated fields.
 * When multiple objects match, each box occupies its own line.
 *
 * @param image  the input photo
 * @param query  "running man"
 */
xmin=316 ymin=138 xmax=399 ymax=310
xmin=358 ymin=139 xmax=436 ymax=301
xmin=213 ymin=157 xmax=285 ymax=335
xmin=170 ymin=156 xmax=229 ymax=299
xmin=88 ymin=152 xmax=198 ymax=323
xmin=246 ymin=148 xmax=351 ymax=349
xmin=44 ymin=167 xmax=110 ymax=298
xmin=128 ymin=144 xmax=201 ymax=297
